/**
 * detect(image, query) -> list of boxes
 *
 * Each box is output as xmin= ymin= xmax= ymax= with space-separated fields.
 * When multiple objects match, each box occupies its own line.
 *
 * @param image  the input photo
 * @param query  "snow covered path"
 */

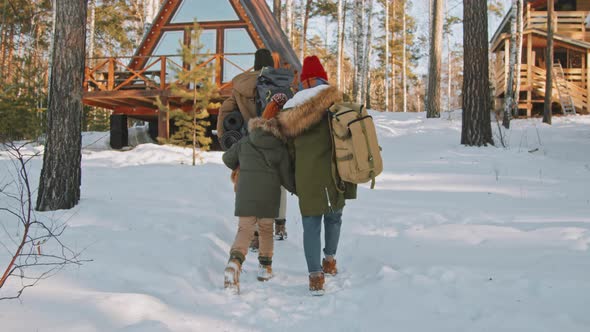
xmin=1 ymin=112 xmax=589 ymax=331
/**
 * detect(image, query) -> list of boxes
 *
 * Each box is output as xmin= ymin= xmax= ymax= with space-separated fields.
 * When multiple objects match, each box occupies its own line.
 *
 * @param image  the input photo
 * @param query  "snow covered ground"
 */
xmin=1 ymin=111 xmax=589 ymax=332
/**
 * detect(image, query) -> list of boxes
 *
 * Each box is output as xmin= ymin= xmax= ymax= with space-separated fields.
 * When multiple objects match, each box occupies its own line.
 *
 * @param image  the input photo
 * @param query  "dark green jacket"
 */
xmin=278 ymin=85 xmax=357 ymax=216
xmin=222 ymin=117 xmax=295 ymax=218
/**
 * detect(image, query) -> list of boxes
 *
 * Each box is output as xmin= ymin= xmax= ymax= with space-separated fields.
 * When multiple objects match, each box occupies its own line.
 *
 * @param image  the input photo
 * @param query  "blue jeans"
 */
xmin=301 ymin=210 xmax=343 ymax=273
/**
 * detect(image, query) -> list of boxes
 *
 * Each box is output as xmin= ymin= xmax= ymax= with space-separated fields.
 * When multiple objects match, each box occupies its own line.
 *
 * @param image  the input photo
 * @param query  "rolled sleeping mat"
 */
xmin=220 ymin=130 xmax=243 ymax=151
xmin=223 ymin=111 xmax=244 ymax=132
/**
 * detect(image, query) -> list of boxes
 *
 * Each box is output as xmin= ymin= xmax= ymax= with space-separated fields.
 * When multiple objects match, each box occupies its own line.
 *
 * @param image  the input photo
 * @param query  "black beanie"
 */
xmin=254 ymin=48 xmax=274 ymax=70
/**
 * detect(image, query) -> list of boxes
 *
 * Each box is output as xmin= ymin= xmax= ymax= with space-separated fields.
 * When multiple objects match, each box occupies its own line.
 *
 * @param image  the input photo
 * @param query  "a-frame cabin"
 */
xmin=83 ymin=0 xmax=300 ymax=146
xmin=491 ymin=0 xmax=590 ymax=117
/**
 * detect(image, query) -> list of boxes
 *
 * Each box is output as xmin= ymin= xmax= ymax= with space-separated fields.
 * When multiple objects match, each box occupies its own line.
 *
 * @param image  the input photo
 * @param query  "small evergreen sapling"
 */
xmin=156 ymin=22 xmax=218 ymax=165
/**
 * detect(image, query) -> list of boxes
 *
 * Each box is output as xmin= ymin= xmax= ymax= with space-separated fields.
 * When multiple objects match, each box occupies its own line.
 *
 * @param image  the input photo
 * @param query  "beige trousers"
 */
xmin=231 ymin=216 xmax=274 ymax=259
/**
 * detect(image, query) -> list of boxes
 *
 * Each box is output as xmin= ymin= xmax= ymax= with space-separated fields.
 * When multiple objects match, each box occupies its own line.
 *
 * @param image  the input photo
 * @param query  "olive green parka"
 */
xmin=222 ymin=117 xmax=295 ymax=218
xmin=278 ymin=84 xmax=356 ymax=216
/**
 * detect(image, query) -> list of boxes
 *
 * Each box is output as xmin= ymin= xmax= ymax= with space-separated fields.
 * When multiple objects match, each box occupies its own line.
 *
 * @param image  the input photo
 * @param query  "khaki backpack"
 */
xmin=328 ymin=103 xmax=383 ymax=189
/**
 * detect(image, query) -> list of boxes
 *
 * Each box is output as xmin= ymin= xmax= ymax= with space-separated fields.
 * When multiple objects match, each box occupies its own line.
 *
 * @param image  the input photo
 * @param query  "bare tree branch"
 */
xmin=0 ymin=142 xmax=88 ymax=300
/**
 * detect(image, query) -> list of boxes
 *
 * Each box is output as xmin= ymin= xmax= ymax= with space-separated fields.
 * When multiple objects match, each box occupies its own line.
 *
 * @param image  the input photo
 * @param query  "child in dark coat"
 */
xmin=222 ymin=93 xmax=295 ymax=294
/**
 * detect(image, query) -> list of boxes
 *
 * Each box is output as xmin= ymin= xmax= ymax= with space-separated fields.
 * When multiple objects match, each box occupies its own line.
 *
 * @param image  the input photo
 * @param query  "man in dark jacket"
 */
xmin=217 ymin=49 xmax=274 ymax=137
xmin=278 ymin=55 xmax=357 ymax=296
xmin=222 ymin=94 xmax=295 ymax=294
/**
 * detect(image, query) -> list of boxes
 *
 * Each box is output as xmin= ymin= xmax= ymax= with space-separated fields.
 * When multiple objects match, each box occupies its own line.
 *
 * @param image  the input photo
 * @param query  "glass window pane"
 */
xmin=196 ymin=30 xmax=216 ymax=54
xmin=224 ymin=28 xmax=256 ymax=53
xmin=223 ymin=29 xmax=256 ymax=82
xmin=153 ymin=31 xmax=183 ymax=56
xmin=171 ymin=0 xmax=239 ymax=23
xmin=150 ymin=31 xmax=183 ymax=82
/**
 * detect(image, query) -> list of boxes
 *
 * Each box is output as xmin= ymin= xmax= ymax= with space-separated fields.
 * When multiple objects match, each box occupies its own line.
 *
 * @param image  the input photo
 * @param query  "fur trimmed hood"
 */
xmin=248 ymin=117 xmax=286 ymax=142
xmin=278 ymin=85 xmax=342 ymax=138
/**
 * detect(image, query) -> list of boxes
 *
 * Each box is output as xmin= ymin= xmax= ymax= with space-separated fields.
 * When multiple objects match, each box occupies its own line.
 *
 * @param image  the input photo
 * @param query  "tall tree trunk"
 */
xmin=146 ymin=0 xmax=159 ymax=30
xmin=337 ymin=0 xmax=344 ymax=89
xmin=445 ymin=0 xmax=451 ymax=112
xmin=427 ymin=0 xmax=443 ymax=118
xmin=503 ymin=0 xmax=517 ymax=129
xmin=361 ymin=0 xmax=373 ymax=104
xmin=402 ymin=0 xmax=407 ymax=113
xmin=514 ymin=0 xmax=524 ymax=109
xmin=4 ymin=25 xmax=14 ymax=82
xmin=447 ymin=29 xmax=452 ymax=112
xmin=353 ymin=0 xmax=364 ymax=103
xmin=273 ymin=0 xmax=281 ymax=24
xmin=385 ymin=0 xmax=389 ymax=111
xmin=286 ymin=0 xmax=293 ymax=44
xmin=392 ymin=1 xmax=396 ymax=111
xmin=543 ymin=0 xmax=553 ymax=125
xmin=366 ymin=65 xmax=372 ymax=108
xmin=88 ymin=0 xmax=95 ymax=62
xmin=461 ymin=0 xmax=493 ymax=146
xmin=36 ymin=0 xmax=87 ymax=211
xmin=304 ymin=0 xmax=312 ymax=56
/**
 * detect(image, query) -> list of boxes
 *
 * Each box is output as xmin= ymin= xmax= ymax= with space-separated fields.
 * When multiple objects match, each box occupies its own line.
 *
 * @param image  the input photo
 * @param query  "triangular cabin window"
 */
xmin=150 ymin=29 xmax=218 ymax=82
xmin=171 ymin=0 xmax=239 ymax=23
xmin=140 ymin=0 xmax=259 ymax=84
xmin=224 ymin=28 xmax=256 ymax=82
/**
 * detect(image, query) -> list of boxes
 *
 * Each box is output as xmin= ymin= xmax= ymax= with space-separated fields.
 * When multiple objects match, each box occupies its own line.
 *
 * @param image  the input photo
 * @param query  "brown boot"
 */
xmin=224 ymin=258 xmax=242 ymax=294
xmin=257 ymin=264 xmax=273 ymax=281
xmin=249 ymin=231 xmax=259 ymax=252
xmin=309 ymin=272 xmax=325 ymax=296
xmin=322 ymin=257 xmax=337 ymax=276
xmin=257 ymin=256 xmax=273 ymax=281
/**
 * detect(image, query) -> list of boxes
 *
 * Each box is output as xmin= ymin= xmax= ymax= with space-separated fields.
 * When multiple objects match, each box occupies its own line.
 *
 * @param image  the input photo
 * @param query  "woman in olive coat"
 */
xmin=278 ymin=56 xmax=356 ymax=296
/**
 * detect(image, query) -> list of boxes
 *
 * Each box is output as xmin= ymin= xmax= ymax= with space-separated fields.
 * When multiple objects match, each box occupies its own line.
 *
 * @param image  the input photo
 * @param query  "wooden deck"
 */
xmin=82 ymin=53 xmax=256 ymax=120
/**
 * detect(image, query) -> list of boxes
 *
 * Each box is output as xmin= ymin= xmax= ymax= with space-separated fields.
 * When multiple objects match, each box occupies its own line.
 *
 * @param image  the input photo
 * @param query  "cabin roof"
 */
xmin=132 ymin=0 xmax=300 ymax=72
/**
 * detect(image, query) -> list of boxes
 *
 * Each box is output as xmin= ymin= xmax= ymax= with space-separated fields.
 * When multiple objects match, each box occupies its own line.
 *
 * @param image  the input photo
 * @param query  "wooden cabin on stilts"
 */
xmin=491 ymin=0 xmax=590 ymax=117
xmin=82 ymin=0 xmax=300 ymax=149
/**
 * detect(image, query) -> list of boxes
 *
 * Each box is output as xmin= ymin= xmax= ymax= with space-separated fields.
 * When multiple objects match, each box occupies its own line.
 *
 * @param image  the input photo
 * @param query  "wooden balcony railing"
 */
xmin=84 ymin=53 xmax=255 ymax=93
xmin=494 ymin=63 xmax=588 ymax=111
xmin=524 ymin=8 xmax=590 ymax=40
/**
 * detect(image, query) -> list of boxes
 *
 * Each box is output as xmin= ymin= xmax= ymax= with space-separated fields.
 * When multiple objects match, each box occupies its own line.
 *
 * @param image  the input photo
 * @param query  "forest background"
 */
xmin=0 ymin=0 xmax=507 ymax=140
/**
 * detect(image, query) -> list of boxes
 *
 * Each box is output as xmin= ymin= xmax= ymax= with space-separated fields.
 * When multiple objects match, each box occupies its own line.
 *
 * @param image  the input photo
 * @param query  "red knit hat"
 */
xmin=300 ymin=55 xmax=328 ymax=82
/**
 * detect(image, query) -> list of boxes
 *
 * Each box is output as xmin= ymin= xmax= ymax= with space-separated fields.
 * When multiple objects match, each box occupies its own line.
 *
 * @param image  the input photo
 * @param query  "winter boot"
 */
xmin=224 ymin=257 xmax=242 ymax=294
xmin=309 ymin=272 xmax=325 ymax=296
xmin=322 ymin=256 xmax=338 ymax=276
xmin=274 ymin=219 xmax=287 ymax=240
xmin=249 ymin=231 xmax=259 ymax=252
xmin=257 ymin=256 xmax=273 ymax=281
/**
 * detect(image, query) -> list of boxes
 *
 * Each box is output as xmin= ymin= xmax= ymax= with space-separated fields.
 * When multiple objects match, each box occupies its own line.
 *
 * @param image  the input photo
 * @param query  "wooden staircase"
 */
xmin=551 ymin=62 xmax=577 ymax=115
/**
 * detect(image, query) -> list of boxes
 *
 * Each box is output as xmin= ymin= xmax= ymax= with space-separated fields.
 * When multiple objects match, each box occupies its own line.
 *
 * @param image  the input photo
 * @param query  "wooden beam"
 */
xmin=158 ymin=96 xmax=170 ymax=141
xmin=527 ymin=33 xmax=533 ymax=117
xmin=164 ymin=22 xmax=248 ymax=30
xmin=586 ymin=50 xmax=590 ymax=112
xmin=232 ymin=0 xmax=265 ymax=48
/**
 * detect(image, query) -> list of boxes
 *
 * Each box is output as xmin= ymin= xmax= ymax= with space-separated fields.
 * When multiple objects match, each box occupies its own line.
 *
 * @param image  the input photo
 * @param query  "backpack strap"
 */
xmin=327 ymin=107 xmax=345 ymax=194
xmin=355 ymin=105 xmax=377 ymax=189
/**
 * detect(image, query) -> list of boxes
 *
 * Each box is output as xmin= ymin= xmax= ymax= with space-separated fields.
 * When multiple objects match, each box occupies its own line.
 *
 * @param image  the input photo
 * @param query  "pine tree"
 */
xmin=156 ymin=22 xmax=218 ymax=165
xmin=426 ymin=0 xmax=443 ymax=118
xmin=543 ymin=0 xmax=554 ymax=125
xmin=374 ymin=0 xmax=419 ymax=112
xmin=502 ymin=0 xmax=518 ymax=129
xmin=461 ymin=0 xmax=493 ymax=146
xmin=36 ymin=0 xmax=88 ymax=211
